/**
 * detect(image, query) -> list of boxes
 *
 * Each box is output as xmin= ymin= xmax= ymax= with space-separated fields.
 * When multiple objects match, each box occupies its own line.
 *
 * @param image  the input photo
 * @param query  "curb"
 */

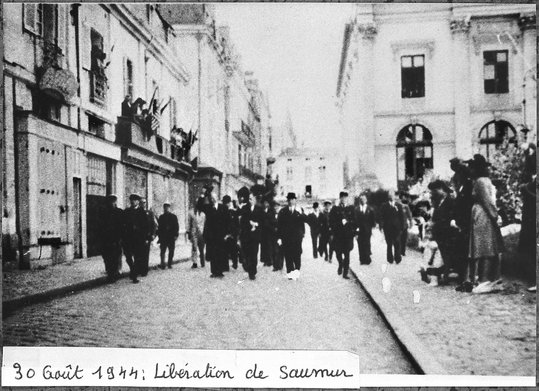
xmin=3 ymin=257 xmax=190 ymax=317
xmin=349 ymin=266 xmax=447 ymax=375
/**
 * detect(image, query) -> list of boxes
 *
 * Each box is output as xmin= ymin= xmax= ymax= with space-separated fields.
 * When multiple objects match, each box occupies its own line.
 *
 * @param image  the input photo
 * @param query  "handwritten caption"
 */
xmin=2 ymin=348 xmax=359 ymax=388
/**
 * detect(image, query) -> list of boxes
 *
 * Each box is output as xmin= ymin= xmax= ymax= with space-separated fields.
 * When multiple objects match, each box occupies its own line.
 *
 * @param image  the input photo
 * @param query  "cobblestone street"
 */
xmin=2 ymin=240 xmax=416 ymax=375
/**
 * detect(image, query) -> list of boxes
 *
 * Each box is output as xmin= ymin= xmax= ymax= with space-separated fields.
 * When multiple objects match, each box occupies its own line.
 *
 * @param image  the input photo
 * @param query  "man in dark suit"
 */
xmin=260 ymin=197 xmax=278 ymax=267
xmin=318 ymin=200 xmax=332 ymax=261
xmin=429 ymin=180 xmax=456 ymax=280
xmin=277 ymin=192 xmax=306 ymax=280
xmin=272 ymin=201 xmax=284 ymax=271
xmin=222 ymin=195 xmax=239 ymax=270
xmin=354 ymin=193 xmax=376 ymax=265
xmin=101 ymin=194 xmax=124 ymax=282
xmin=306 ymin=202 xmax=322 ymax=259
xmin=380 ymin=189 xmax=406 ymax=264
xmin=239 ymin=190 xmax=265 ymax=280
xmin=123 ymin=193 xmax=150 ymax=283
xmin=329 ymin=191 xmax=356 ymax=279
xmin=157 ymin=201 xmax=179 ymax=270
xmin=202 ymin=192 xmax=231 ymax=278
xmin=140 ymin=198 xmax=157 ymax=276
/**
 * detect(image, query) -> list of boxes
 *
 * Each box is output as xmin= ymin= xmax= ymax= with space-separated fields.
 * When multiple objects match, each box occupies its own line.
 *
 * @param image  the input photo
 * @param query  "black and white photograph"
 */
xmin=1 ymin=1 xmax=537 ymax=387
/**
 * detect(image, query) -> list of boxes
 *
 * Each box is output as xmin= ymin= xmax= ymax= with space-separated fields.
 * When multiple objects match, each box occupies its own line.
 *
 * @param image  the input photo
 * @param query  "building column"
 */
xmin=451 ymin=18 xmax=473 ymax=160
xmin=519 ymin=13 xmax=537 ymax=138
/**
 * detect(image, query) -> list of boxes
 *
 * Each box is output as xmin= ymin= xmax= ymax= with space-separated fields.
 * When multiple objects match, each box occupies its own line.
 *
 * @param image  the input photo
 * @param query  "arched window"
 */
xmin=396 ymin=124 xmax=433 ymax=187
xmin=479 ymin=120 xmax=516 ymax=160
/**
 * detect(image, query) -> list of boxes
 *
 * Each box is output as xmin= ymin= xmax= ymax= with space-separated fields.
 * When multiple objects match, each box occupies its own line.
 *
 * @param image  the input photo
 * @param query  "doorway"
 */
xmin=73 ymin=178 xmax=83 ymax=258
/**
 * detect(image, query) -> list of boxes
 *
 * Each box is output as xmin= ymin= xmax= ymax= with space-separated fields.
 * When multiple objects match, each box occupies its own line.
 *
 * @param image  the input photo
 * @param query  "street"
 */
xmin=3 ymin=240 xmax=416 ymax=375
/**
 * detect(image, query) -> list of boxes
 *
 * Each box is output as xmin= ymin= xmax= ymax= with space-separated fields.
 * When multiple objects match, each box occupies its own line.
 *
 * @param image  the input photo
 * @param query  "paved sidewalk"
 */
xmin=349 ymin=230 xmax=536 ymax=376
xmin=3 ymin=240 xmax=191 ymax=304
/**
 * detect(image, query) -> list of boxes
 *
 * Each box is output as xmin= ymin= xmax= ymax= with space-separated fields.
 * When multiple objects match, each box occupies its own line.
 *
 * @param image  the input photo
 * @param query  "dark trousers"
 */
xmin=102 ymin=242 xmax=122 ymax=278
xmin=384 ymin=232 xmax=402 ymax=264
xmin=357 ymin=233 xmax=372 ymax=264
xmin=319 ymin=233 xmax=329 ymax=259
xmin=160 ymin=240 xmax=175 ymax=267
xmin=207 ymin=240 xmax=225 ymax=276
xmin=124 ymin=241 xmax=145 ymax=280
xmin=242 ymin=239 xmax=259 ymax=278
xmin=224 ymin=238 xmax=238 ymax=269
xmin=273 ymin=242 xmax=284 ymax=270
xmin=260 ymin=236 xmax=274 ymax=266
xmin=311 ymin=233 xmax=319 ymax=258
xmin=336 ymin=250 xmax=350 ymax=277
xmin=400 ymin=229 xmax=408 ymax=256
xmin=283 ymin=240 xmax=302 ymax=273
xmin=141 ymin=240 xmax=151 ymax=276
xmin=198 ymin=241 xmax=205 ymax=266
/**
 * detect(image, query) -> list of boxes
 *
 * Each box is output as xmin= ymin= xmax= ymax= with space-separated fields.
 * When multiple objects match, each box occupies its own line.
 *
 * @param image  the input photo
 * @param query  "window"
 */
xmin=90 ymin=29 xmax=104 ymax=70
xmin=35 ymin=92 xmax=61 ymax=121
xmin=286 ymin=166 xmax=293 ymax=181
xmin=396 ymin=124 xmax=433 ymax=187
xmin=483 ymin=50 xmax=508 ymax=94
xmin=146 ymin=5 xmax=153 ymax=24
xmin=124 ymin=58 xmax=134 ymax=98
xmin=88 ymin=115 xmax=106 ymax=138
xmin=401 ymin=55 xmax=425 ymax=98
xmin=479 ymin=120 xmax=516 ymax=160
xmin=238 ymin=144 xmax=242 ymax=167
xmin=24 ymin=4 xmax=57 ymax=42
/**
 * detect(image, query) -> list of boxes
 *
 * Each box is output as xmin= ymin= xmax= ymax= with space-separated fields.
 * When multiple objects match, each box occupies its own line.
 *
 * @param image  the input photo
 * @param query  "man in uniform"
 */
xmin=140 ymin=198 xmax=157 ymax=276
xmin=277 ymin=192 xmax=306 ymax=280
xmin=157 ymin=201 xmax=179 ymax=269
xmin=380 ymin=189 xmax=406 ymax=264
xmin=101 ymin=194 xmax=124 ymax=282
xmin=354 ymin=193 xmax=376 ymax=265
xmin=329 ymin=191 xmax=356 ymax=279
xmin=123 ymin=194 xmax=149 ymax=283
xmin=239 ymin=190 xmax=265 ymax=280
xmin=318 ymin=200 xmax=332 ymax=262
xmin=307 ymin=202 xmax=322 ymax=259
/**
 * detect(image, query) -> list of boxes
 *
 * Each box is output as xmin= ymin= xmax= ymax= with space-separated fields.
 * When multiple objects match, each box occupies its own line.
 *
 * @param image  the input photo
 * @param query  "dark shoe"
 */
xmin=201 ymin=263 xmax=205 ymax=267
xmin=158 ymin=264 xmax=166 ymax=270
xmin=387 ymin=259 xmax=394 ymax=264
xmin=132 ymin=278 xmax=140 ymax=284
xmin=168 ymin=264 xmax=172 ymax=269
xmin=337 ymin=266 xmax=342 ymax=275
xmin=324 ymin=256 xmax=328 ymax=261
xmin=191 ymin=263 xmax=198 ymax=269
xmin=141 ymin=273 xmax=148 ymax=277
xmin=249 ymin=275 xmax=256 ymax=280
xmin=343 ymin=275 xmax=350 ymax=279
xmin=463 ymin=281 xmax=473 ymax=293
xmin=420 ymin=269 xmax=430 ymax=284
xmin=233 ymin=264 xmax=238 ymax=269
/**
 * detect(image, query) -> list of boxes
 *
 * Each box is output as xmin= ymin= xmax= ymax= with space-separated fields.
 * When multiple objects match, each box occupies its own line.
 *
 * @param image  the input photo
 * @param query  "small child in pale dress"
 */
xmin=418 ymin=224 xmax=444 ymax=286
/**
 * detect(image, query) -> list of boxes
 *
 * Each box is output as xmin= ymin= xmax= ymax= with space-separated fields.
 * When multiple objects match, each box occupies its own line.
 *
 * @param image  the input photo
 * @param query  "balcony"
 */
xmin=239 ymin=165 xmax=263 ymax=183
xmin=41 ymin=39 xmax=63 ymax=69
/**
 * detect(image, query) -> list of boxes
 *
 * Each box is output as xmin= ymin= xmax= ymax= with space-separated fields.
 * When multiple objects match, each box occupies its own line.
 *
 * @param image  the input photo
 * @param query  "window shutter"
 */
xmin=123 ymin=57 xmax=127 ymax=97
xmin=81 ymin=22 xmax=91 ymax=70
xmin=56 ymin=5 xmax=66 ymax=62
xmin=23 ymin=4 xmax=37 ymax=33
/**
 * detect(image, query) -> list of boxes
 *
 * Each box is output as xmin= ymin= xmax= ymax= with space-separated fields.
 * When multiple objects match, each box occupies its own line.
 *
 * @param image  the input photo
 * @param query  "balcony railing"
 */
xmin=115 ymin=117 xmax=192 ymax=165
xmin=239 ymin=165 xmax=263 ymax=182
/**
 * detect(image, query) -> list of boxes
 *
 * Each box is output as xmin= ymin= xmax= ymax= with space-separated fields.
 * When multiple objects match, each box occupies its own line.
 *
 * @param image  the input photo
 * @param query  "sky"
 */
xmin=214 ymin=3 xmax=356 ymax=149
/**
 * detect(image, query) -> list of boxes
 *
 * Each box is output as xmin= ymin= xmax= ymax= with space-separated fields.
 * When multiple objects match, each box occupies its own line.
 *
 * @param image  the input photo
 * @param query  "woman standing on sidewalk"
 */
xmin=466 ymin=154 xmax=505 ymax=294
xmin=187 ymin=198 xmax=206 ymax=269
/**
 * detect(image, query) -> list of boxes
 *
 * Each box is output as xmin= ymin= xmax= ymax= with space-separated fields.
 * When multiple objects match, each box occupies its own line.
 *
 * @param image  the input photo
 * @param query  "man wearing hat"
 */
xmin=239 ymin=189 xmax=265 ymax=280
xmin=277 ymin=192 xmax=306 ymax=280
xmin=123 ymin=193 xmax=150 ymax=283
xmin=354 ymin=193 xmax=376 ymax=265
xmin=380 ymin=189 xmax=406 ymax=265
xmin=222 ymin=195 xmax=240 ymax=270
xmin=306 ymin=202 xmax=322 ymax=259
xmin=201 ymin=192 xmax=231 ymax=278
xmin=101 ymin=194 xmax=124 ymax=282
xmin=157 ymin=202 xmax=179 ymax=270
xmin=318 ymin=200 xmax=332 ymax=262
xmin=329 ymin=191 xmax=356 ymax=278
xmin=428 ymin=180 xmax=457 ymax=281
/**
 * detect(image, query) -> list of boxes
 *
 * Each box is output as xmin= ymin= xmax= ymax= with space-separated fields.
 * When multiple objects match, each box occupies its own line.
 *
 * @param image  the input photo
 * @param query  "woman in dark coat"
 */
xmin=466 ymin=154 xmax=505 ymax=294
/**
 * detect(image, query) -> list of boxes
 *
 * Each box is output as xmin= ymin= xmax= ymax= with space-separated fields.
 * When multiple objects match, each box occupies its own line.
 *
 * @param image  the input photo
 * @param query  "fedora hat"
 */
xmin=339 ymin=190 xmax=349 ymax=198
xmin=286 ymin=192 xmax=297 ymax=200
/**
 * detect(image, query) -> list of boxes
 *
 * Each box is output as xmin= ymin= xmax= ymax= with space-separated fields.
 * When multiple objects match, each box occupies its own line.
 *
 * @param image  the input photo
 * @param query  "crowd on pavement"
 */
xmin=98 ymin=147 xmax=536 ymax=294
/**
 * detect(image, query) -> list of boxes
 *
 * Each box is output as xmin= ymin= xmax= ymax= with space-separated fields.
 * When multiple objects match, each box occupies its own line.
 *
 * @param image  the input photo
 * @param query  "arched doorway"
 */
xmin=396 ymin=124 xmax=433 ymax=189
xmin=479 ymin=120 xmax=516 ymax=160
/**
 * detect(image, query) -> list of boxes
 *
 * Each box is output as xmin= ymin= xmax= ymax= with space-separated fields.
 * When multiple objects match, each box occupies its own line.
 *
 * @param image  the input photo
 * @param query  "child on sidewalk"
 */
xmin=418 ymin=224 xmax=444 ymax=286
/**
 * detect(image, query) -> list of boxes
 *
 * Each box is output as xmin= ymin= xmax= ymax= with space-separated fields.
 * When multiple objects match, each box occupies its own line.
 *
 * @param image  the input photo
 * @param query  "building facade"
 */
xmin=2 ymin=3 xmax=193 ymax=268
xmin=336 ymin=4 xmax=536 ymax=190
xmin=161 ymin=4 xmax=270 ymax=202
xmin=273 ymin=148 xmax=344 ymax=202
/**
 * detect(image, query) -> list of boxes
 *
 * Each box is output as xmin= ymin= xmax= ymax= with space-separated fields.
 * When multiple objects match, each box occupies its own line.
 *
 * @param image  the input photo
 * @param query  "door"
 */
xmin=73 ymin=178 xmax=82 ymax=258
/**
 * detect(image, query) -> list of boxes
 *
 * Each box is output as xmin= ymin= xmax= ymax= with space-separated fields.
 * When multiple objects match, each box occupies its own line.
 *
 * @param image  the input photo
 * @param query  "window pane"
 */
xmin=496 ymin=52 xmax=507 ymax=62
xmin=401 ymin=56 xmax=412 ymax=68
xmin=413 ymin=55 xmax=424 ymax=67
xmin=483 ymin=51 xmax=495 ymax=64
xmin=484 ymin=65 xmax=495 ymax=80
xmin=484 ymin=79 xmax=495 ymax=94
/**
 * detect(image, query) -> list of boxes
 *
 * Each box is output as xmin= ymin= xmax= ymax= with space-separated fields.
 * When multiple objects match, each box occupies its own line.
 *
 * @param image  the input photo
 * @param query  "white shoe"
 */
xmin=295 ymin=270 xmax=300 ymax=279
xmin=287 ymin=272 xmax=294 ymax=280
xmin=428 ymin=276 xmax=439 ymax=287
xmin=472 ymin=281 xmax=495 ymax=294
xmin=527 ymin=286 xmax=536 ymax=292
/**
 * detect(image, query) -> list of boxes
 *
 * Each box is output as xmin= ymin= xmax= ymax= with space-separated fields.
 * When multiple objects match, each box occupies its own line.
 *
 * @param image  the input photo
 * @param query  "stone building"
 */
xmin=273 ymin=147 xmax=344 ymax=203
xmin=160 ymin=4 xmax=270 ymax=202
xmin=336 ymin=4 xmax=536 ymax=191
xmin=2 ymin=3 xmax=193 ymax=267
